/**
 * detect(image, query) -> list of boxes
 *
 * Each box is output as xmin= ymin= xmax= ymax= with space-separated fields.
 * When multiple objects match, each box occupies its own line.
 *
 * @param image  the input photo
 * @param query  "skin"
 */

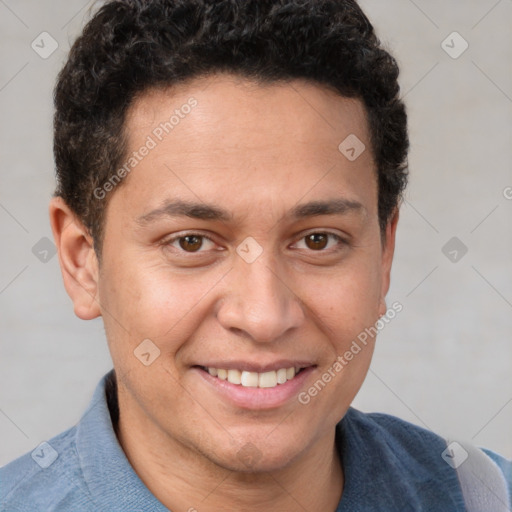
xmin=50 ymin=73 xmax=398 ymax=512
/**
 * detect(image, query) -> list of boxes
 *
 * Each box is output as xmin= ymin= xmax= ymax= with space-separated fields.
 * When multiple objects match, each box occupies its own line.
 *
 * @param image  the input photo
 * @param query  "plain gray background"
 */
xmin=0 ymin=0 xmax=511 ymax=466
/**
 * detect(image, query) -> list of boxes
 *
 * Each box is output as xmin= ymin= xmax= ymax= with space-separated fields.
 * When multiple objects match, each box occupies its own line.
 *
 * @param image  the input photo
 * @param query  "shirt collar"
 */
xmin=76 ymin=371 xmax=464 ymax=511
xmin=76 ymin=370 xmax=169 ymax=511
xmin=335 ymin=408 xmax=465 ymax=511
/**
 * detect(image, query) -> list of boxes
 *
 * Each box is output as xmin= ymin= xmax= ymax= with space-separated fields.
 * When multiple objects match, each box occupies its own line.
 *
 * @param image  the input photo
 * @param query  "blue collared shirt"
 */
xmin=1 ymin=370 xmax=511 ymax=511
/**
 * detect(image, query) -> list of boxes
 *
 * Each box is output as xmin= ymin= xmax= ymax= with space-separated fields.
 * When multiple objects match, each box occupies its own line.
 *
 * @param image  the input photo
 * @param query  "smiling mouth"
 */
xmin=198 ymin=366 xmax=308 ymax=389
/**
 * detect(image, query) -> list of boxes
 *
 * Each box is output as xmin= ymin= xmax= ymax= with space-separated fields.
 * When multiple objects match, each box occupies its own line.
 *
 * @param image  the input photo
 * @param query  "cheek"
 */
xmin=296 ymin=262 xmax=382 ymax=414
xmin=99 ymin=258 xmax=226 ymax=349
xmin=301 ymin=256 xmax=383 ymax=336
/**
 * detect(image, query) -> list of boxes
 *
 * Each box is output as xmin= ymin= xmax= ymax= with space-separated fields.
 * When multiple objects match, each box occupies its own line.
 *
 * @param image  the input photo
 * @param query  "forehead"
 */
xmin=115 ymin=74 xmax=376 ymax=220
xmin=126 ymin=74 xmax=371 ymax=156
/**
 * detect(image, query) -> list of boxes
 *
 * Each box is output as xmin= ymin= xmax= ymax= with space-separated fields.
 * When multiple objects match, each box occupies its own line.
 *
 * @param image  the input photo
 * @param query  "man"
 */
xmin=1 ymin=0 xmax=510 ymax=510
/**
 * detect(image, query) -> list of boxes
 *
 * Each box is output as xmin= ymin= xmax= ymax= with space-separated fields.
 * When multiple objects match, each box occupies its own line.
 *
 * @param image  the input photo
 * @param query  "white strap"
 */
xmin=449 ymin=440 xmax=510 ymax=512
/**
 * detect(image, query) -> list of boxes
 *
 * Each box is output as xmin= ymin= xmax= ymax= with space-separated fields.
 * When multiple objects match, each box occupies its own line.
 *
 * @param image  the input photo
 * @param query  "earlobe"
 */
xmin=378 ymin=298 xmax=388 ymax=318
xmin=49 ymin=197 xmax=101 ymax=320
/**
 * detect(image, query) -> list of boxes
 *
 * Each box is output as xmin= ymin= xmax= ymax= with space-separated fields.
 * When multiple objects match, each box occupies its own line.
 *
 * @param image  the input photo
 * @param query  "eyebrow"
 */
xmin=136 ymin=198 xmax=365 ymax=226
xmin=291 ymin=198 xmax=365 ymax=218
xmin=137 ymin=200 xmax=233 ymax=225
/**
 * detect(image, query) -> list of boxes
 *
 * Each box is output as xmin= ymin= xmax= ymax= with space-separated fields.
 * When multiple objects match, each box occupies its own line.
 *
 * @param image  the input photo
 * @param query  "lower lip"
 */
xmin=193 ymin=366 xmax=316 ymax=410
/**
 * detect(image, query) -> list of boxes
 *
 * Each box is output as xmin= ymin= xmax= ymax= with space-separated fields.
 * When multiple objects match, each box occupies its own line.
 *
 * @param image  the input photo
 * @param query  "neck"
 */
xmin=114 ymin=388 xmax=344 ymax=511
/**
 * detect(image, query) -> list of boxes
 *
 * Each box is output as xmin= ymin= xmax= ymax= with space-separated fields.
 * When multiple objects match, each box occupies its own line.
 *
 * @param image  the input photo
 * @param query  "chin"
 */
xmin=214 ymin=447 xmax=300 ymax=474
xmin=201 ymin=429 xmax=307 ymax=474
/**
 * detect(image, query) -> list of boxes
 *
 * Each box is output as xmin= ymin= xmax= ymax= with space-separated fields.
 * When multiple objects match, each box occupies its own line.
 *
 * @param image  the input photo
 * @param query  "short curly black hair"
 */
xmin=54 ymin=0 xmax=408 ymax=254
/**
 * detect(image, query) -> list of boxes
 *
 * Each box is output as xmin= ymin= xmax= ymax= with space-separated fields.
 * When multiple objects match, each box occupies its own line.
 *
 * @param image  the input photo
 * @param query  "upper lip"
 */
xmin=194 ymin=360 xmax=316 ymax=373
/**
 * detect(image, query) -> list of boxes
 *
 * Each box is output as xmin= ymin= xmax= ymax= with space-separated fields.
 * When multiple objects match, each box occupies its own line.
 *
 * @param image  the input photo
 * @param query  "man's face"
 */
xmin=96 ymin=74 xmax=396 ymax=472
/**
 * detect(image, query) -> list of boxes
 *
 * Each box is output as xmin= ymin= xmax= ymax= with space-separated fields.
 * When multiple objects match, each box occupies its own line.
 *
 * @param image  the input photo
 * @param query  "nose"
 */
xmin=216 ymin=257 xmax=305 ymax=343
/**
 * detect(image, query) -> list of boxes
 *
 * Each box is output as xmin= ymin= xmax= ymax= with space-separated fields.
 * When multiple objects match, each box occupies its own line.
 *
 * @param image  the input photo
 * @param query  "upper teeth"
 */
xmin=206 ymin=367 xmax=300 ymax=388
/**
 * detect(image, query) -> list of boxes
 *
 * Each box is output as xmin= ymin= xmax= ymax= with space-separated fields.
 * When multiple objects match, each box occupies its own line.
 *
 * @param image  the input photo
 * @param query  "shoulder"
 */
xmin=340 ymin=407 xmax=458 ymax=486
xmin=481 ymin=448 xmax=512 ymax=503
xmin=344 ymin=407 xmax=511 ymax=473
xmin=340 ymin=408 xmax=511 ymax=510
xmin=483 ymin=448 xmax=512 ymax=480
xmin=341 ymin=407 xmax=450 ymax=458
xmin=0 ymin=425 xmax=95 ymax=512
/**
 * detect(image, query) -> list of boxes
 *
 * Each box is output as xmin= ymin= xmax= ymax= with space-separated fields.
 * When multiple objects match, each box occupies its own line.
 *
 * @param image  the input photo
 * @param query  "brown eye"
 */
xmin=304 ymin=233 xmax=329 ymax=250
xmin=165 ymin=233 xmax=217 ymax=254
xmin=178 ymin=235 xmax=204 ymax=252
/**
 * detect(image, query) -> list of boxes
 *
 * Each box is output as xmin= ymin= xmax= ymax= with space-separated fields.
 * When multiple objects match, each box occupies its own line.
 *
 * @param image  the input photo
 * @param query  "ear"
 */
xmin=49 ymin=197 xmax=101 ymax=320
xmin=378 ymin=208 xmax=399 ymax=317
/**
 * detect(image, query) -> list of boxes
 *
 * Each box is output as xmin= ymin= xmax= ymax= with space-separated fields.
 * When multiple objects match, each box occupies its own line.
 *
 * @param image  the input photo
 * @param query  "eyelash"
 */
xmin=163 ymin=231 xmax=348 ymax=254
